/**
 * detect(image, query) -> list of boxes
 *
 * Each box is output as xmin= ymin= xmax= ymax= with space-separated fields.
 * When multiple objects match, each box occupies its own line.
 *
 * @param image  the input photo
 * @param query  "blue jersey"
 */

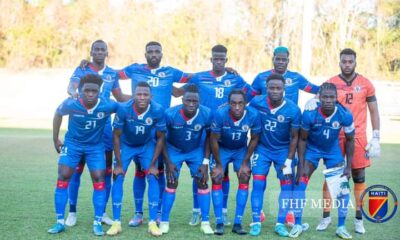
xmin=56 ymin=97 xmax=118 ymax=145
xmin=187 ymin=71 xmax=256 ymax=110
xmin=70 ymin=64 xmax=121 ymax=99
xmin=165 ymin=105 xmax=212 ymax=153
xmin=113 ymin=100 xmax=166 ymax=147
xmin=302 ymin=104 xmax=355 ymax=153
xmin=211 ymin=105 xmax=261 ymax=150
xmin=251 ymin=69 xmax=319 ymax=104
xmin=120 ymin=63 xmax=189 ymax=109
xmin=249 ymin=95 xmax=301 ymax=151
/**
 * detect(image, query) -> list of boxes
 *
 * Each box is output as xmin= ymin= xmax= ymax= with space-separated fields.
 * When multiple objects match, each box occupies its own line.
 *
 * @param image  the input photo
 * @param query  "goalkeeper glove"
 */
xmin=304 ymin=98 xmax=319 ymax=111
xmin=282 ymin=158 xmax=293 ymax=175
xmin=366 ymin=130 xmax=380 ymax=158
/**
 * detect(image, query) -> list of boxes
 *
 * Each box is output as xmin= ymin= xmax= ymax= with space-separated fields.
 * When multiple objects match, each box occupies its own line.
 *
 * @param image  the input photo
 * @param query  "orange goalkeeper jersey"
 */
xmin=326 ymin=74 xmax=376 ymax=138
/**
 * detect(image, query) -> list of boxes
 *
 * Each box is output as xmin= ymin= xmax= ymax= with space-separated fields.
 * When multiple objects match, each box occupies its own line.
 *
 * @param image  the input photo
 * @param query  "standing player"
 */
xmin=106 ymin=82 xmax=166 ymax=237
xmin=48 ymin=74 xmax=118 ymax=236
xmin=158 ymin=85 xmax=214 ymax=235
xmin=248 ymin=74 xmax=302 ymax=237
xmin=65 ymin=40 xmax=131 ymax=227
xmin=178 ymin=44 xmax=257 ymax=225
xmin=315 ymin=49 xmax=380 ymax=234
xmin=290 ymin=83 xmax=355 ymax=239
xmin=251 ymin=46 xmax=320 ymax=224
xmin=209 ymin=89 xmax=261 ymax=235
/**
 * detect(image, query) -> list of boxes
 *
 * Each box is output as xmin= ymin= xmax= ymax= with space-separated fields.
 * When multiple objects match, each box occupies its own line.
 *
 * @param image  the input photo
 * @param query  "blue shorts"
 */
xmin=304 ymin=148 xmax=344 ymax=169
xmin=116 ymin=141 xmax=156 ymax=172
xmin=58 ymin=141 xmax=105 ymax=171
xmin=103 ymin=118 xmax=113 ymax=151
xmin=251 ymin=145 xmax=295 ymax=180
xmin=210 ymin=147 xmax=247 ymax=173
xmin=166 ymin=144 xmax=203 ymax=179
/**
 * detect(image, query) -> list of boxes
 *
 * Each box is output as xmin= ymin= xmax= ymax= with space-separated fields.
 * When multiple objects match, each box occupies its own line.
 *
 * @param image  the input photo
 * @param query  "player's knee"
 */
xmin=224 ymin=167 xmax=229 ymax=177
xmin=353 ymin=175 xmax=365 ymax=183
xmin=196 ymin=180 xmax=208 ymax=190
xmin=211 ymin=176 xmax=222 ymax=185
xmin=238 ymin=175 xmax=250 ymax=184
xmin=166 ymin=180 xmax=178 ymax=189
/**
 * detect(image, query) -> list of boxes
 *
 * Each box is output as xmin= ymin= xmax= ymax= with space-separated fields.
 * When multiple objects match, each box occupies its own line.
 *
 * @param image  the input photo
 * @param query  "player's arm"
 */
xmin=172 ymin=73 xmax=195 ymax=98
xmin=210 ymin=132 xmax=223 ymax=179
xmin=342 ymin=131 xmax=355 ymax=178
xmin=112 ymin=128 xmax=124 ymax=176
xmin=299 ymin=74 xmax=320 ymax=94
xmin=52 ymin=113 xmax=63 ymax=153
xmin=67 ymin=81 xmax=79 ymax=99
xmin=239 ymin=132 xmax=259 ymax=178
xmin=112 ymin=88 xmax=132 ymax=102
xmin=198 ymin=130 xmax=211 ymax=185
xmin=149 ymin=131 xmax=165 ymax=177
xmin=283 ymin=128 xmax=299 ymax=176
xmin=296 ymin=128 xmax=309 ymax=183
xmin=366 ymin=100 xmax=381 ymax=157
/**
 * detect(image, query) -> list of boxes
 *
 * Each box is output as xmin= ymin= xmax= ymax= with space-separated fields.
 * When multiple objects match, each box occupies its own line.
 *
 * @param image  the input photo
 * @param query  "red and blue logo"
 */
xmin=361 ymin=185 xmax=398 ymax=223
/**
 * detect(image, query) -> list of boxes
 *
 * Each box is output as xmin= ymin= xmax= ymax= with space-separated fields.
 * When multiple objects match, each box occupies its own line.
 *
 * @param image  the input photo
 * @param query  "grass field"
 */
xmin=0 ymin=128 xmax=399 ymax=240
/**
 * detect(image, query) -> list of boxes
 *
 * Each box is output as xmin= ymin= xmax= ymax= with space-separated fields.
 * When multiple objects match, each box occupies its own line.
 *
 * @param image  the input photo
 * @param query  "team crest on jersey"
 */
xmin=332 ymin=121 xmax=340 ymax=129
xmin=285 ymin=78 xmax=293 ymax=85
xmin=224 ymin=80 xmax=231 ymax=86
xmin=103 ymin=74 xmax=112 ymax=82
xmin=145 ymin=117 xmax=153 ymax=125
xmin=97 ymin=112 xmax=105 ymax=119
xmin=194 ymin=124 xmax=202 ymax=131
xmin=158 ymin=72 xmax=166 ymax=78
xmin=277 ymin=115 xmax=285 ymax=122
xmin=242 ymin=125 xmax=249 ymax=131
xmin=354 ymin=85 xmax=362 ymax=93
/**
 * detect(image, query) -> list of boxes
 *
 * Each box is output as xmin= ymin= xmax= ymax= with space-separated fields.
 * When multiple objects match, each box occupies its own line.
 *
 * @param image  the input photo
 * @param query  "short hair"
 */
xmin=273 ymin=46 xmax=289 ymax=56
xmin=146 ymin=41 xmax=162 ymax=49
xmin=228 ymin=89 xmax=246 ymax=102
xmin=91 ymin=39 xmax=107 ymax=51
xmin=79 ymin=74 xmax=103 ymax=88
xmin=135 ymin=81 xmax=151 ymax=90
xmin=212 ymin=44 xmax=228 ymax=54
xmin=319 ymin=82 xmax=337 ymax=95
xmin=340 ymin=48 xmax=356 ymax=59
xmin=266 ymin=73 xmax=285 ymax=84
xmin=184 ymin=84 xmax=199 ymax=94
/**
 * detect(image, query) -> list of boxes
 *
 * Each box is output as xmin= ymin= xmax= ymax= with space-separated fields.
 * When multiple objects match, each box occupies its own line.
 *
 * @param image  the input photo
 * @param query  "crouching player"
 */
xmin=48 ymin=74 xmax=118 ymax=235
xmin=290 ymin=83 xmax=355 ymax=239
xmin=209 ymin=89 xmax=260 ymax=235
xmin=159 ymin=84 xmax=214 ymax=235
xmin=248 ymin=73 xmax=303 ymax=237
xmin=106 ymin=82 xmax=166 ymax=237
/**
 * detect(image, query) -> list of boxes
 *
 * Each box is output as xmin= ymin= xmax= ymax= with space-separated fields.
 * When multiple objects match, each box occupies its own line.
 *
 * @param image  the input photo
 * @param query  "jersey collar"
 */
xmin=230 ymin=110 xmax=247 ymax=126
xmin=339 ymin=73 xmax=358 ymax=86
xmin=267 ymin=97 xmax=286 ymax=114
xmin=133 ymin=102 xmax=151 ymax=120
xmin=210 ymin=71 xmax=227 ymax=82
xmin=180 ymin=108 xmax=200 ymax=125
xmin=79 ymin=98 xmax=101 ymax=114
xmin=318 ymin=106 xmax=338 ymax=123
xmin=88 ymin=63 xmax=106 ymax=75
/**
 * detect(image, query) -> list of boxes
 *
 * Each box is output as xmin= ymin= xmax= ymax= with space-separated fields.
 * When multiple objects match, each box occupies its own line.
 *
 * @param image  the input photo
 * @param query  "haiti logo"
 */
xmin=360 ymin=184 xmax=398 ymax=223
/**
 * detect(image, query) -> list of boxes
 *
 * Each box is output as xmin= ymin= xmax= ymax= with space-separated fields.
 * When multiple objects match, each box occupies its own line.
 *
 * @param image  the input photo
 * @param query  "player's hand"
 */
xmin=166 ymin=162 xmax=178 ymax=184
xmin=366 ymin=130 xmax=380 ymax=158
xmin=113 ymin=165 xmax=124 ymax=176
xmin=79 ymin=59 xmax=90 ymax=69
xmin=211 ymin=164 xmax=223 ymax=179
xmin=238 ymin=163 xmax=251 ymax=179
xmin=295 ymin=165 xmax=303 ymax=185
xmin=225 ymin=67 xmax=239 ymax=75
xmin=198 ymin=164 xmax=209 ymax=185
xmin=282 ymin=158 xmax=293 ymax=176
xmin=304 ymin=98 xmax=319 ymax=111
xmin=341 ymin=166 xmax=351 ymax=179
xmin=148 ymin=165 xmax=159 ymax=178
xmin=69 ymin=92 xmax=79 ymax=99
xmin=53 ymin=139 xmax=63 ymax=153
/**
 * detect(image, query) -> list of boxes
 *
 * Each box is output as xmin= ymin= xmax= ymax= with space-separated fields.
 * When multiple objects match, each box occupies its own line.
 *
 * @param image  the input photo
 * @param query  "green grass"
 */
xmin=0 ymin=128 xmax=399 ymax=239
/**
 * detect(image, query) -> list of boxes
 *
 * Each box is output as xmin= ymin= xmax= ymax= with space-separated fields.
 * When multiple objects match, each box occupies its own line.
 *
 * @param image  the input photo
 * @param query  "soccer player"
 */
xmin=251 ymin=46 xmax=320 ymax=224
xmin=117 ymin=41 xmax=190 ymax=226
xmin=178 ymin=44 xmax=257 ymax=225
xmin=315 ymin=48 xmax=380 ymax=234
xmin=210 ymin=89 xmax=261 ymax=235
xmin=290 ymin=83 xmax=355 ymax=239
xmin=158 ymin=84 xmax=214 ymax=235
xmin=106 ymin=82 xmax=166 ymax=237
xmin=248 ymin=73 xmax=302 ymax=237
xmin=48 ymin=74 xmax=118 ymax=236
xmin=65 ymin=40 xmax=131 ymax=227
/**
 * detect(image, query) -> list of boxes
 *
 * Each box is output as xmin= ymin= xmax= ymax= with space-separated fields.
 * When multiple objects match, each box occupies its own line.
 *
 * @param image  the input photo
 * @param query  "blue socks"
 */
xmin=234 ymin=183 xmax=249 ymax=224
xmin=251 ymin=175 xmax=266 ymax=223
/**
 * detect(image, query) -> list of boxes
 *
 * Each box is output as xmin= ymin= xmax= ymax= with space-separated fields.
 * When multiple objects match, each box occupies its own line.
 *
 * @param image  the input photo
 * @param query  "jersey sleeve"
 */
xmin=70 ymin=67 xmax=84 ymax=84
xmin=291 ymin=106 xmax=302 ymax=129
xmin=205 ymin=109 xmax=213 ymax=132
xmin=236 ymin=75 xmax=257 ymax=101
xmin=119 ymin=63 xmax=140 ymax=80
xmin=155 ymin=108 xmax=167 ymax=132
xmin=365 ymin=77 xmax=376 ymax=101
xmin=170 ymin=67 xmax=190 ymax=83
xmin=251 ymin=74 xmax=263 ymax=95
xmin=211 ymin=110 xmax=223 ymax=134
xmin=250 ymin=110 xmax=262 ymax=134
xmin=113 ymin=106 xmax=126 ymax=130
xmin=56 ymin=98 xmax=74 ymax=116
xmin=342 ymin=109 xmax=355 ymax=135
xmin=301 ymin=110 xmax=312 ymax=132
xmin=298 ymin=74 xmax=320 ymax=94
